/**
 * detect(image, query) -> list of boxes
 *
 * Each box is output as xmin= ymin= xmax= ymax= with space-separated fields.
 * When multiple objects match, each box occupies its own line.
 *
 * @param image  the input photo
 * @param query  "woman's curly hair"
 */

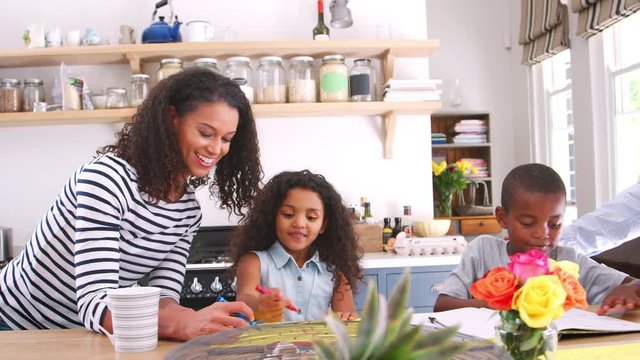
xmin=98 ymin=67 xmax=263 ymax=217
xmin=228 ymin=170 xmax=363 ymax=294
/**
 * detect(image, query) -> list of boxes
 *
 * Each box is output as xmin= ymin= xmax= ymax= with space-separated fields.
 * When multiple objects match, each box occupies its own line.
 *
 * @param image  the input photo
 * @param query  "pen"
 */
xmin=216 ymin=296 xmax=258 ymax=327
xmin=428 ymin=316 xmax=447 ymax=328
xmin=255 ymin=284 xmax=301 ymax=314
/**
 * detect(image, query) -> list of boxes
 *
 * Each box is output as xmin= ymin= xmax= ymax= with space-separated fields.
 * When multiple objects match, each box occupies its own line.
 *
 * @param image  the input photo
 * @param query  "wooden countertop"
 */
xmin=1 ymin=307 xmax=637 ymax=359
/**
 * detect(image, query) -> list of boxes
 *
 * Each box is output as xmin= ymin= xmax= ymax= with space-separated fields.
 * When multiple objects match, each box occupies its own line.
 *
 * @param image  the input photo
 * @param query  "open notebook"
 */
xmin=411 ymin=308 xmax=640 ymax=339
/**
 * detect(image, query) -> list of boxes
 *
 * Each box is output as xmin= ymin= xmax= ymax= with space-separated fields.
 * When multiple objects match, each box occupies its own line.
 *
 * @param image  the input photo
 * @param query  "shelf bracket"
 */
xmin=382 ymin=49 xmax=396 ymax=85
xmin=126 ymin=53 xmax=141 ymax=74
xmin=383 ymin=111 xmax=397 ymax=159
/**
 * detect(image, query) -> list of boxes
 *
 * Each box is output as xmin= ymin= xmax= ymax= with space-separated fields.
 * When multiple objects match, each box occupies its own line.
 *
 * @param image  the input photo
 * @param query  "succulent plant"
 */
xmin=314 ymin=269 xmax=468 ymax=360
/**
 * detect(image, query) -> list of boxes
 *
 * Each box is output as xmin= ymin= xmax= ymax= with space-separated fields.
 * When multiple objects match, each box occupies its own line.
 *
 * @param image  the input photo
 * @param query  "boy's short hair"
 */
xmin=501 ymin=163 xmax=566 ymax=212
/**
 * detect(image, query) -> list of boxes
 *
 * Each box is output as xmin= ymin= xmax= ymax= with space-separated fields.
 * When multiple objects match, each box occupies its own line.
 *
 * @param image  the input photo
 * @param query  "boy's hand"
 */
xmin=255 ymin=288 xmax=288 ymax=322
xmin=597 ymin=281 xmax=640 ymax=315
xmin=334 ymin=311 xmax=359 ymax=321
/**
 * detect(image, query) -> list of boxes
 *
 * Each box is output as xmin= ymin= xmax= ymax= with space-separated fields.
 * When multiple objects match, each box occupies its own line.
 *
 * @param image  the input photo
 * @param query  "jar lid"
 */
xmin=258 ymin=56 xmax=283 ymax=63
xmin=24 ymin=78 xmax=44 ymax=85
xmin=227 ymin=56 xmax=251 ymax=63
xmin=193 ymin=57 xmax=219 ymax=65
xmin=322 ymin=55 xmax=345 ymax=62
xmin=131 ymin=74 xmax=150 ymax=80
xmin=290 ymin=56 xmax=314 ymax=63
xmin=107 ymin=87 xmax=127 ymax=94
xmin=1 ymin=79 xmax=21 ymax=85
xmin=160 ymin=58 xmax=183 ymax=64
xmin=354 ymin=58 xmax=372 ymax=64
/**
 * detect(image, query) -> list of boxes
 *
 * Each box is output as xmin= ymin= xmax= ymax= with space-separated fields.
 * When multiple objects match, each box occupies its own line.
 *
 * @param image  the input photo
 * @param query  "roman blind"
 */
xmin=570 ymin=0 xmax=640 ymax=37
xmin=519 ymin=0 xmax=570 ymax=65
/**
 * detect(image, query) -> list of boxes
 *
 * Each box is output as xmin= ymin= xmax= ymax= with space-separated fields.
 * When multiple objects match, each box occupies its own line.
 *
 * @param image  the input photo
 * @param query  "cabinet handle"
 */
xmin=431 ymin=283 xmax=444 ymax=292
xmin=478 ymin=221 xmax=485 ymax=227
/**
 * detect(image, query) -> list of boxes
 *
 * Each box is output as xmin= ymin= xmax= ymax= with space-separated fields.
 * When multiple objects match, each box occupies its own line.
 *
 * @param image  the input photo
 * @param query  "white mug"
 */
xmin=119 ymin=24 xmax=136 ymax=45
xmin=186 ymin=20 xmax=214 ymax=42
xmin=94 ymin=287 xmax=161 ymax=353
xmin=65 ymin=29 xmax=82 ymax=47
xmin=25 ymin=24 xmax=46 ymax=48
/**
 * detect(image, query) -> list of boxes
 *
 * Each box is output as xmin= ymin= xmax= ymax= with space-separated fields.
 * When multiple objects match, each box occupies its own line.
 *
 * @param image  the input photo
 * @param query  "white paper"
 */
xmin=411 ymin=307 xmax=640 ymax=339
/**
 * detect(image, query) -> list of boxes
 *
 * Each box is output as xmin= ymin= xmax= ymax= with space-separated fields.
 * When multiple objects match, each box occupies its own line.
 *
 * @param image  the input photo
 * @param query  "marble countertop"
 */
xmin=361 ymin=252 xmax=461 ymax=269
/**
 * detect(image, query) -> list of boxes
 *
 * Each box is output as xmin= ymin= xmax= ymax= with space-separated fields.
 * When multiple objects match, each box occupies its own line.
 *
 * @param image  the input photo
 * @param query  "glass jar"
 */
xmin=224 ymin=56 xmax=253 ymax=86
xmin=287 ymin=56 xmax=316 ymax=103
xmin=106 ymin=87 xmax=129 ymax=109
xmin=157 ymin=58 xmax=183 ymax=82
xmin=130 ymin=74 xmax=149 ymax=107
xmin=319 ymin=55 xmax=348 ymax=102
xmin=349 ymin=58 xmax=376 ymax=102
xmin=0 ymin=79 xmax=23 ymax=113
xmin=193 ymin=57 xmax=221 ymax=74
xmin=232 ymin=78 xmax=255 ymax=104
xmin=256 ymin=56 xmax=286 ymax=104
xmin=22 ymin=78 xmax=45 ymax=112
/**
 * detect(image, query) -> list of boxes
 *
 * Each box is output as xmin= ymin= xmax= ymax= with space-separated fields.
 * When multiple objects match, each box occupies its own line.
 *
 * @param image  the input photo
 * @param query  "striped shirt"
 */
xmin=0 ymin=154 xmax=201 ymax=332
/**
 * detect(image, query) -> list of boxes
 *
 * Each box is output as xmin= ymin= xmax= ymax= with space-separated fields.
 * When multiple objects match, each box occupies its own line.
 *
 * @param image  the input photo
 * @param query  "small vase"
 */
xmin=495 ymin=311 xmax=558 ymax=360
xmin=435 ymin=193 xmax=453 ymax=217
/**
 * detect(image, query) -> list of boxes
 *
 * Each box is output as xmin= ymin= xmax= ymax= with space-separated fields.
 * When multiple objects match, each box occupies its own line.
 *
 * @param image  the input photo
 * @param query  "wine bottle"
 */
xmin=313 ymin=0 xmax=330 ymax=40
xmin=382 ymin=217 xmax=393 ymax=245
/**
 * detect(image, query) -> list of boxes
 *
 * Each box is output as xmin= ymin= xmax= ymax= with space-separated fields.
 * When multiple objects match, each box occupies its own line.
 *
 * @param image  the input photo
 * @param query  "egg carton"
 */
xmin=391 ymin=235 xmax=467 ymax=256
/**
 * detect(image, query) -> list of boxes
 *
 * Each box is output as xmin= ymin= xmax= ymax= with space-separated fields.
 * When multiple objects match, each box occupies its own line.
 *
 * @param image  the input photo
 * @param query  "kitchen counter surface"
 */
xmin=361 ymin=252 xmax=461 ymax=269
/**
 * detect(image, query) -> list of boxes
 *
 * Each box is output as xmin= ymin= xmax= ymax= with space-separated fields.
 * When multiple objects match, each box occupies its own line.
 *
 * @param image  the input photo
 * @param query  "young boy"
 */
xmin=434 ymin=163 xmax=640 ymax=315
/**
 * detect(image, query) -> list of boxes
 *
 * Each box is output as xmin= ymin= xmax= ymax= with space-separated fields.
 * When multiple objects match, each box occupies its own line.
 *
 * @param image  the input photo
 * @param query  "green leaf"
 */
xmin=352 ymin=280 xmax=388 ymax=360
xmin=407 ymin=342 xmax=469 ymax=360
xmin=382 ymin=311 xmax=414 ymax=350
xmin=323 ymin=312 xmax=351 ymax=359
xmin=415 ymin=325 xmax=460 ymax=349
xmin=387 ymin=269 xmax=411 ymax=322
xmin=313 ymin=340 xmax=339 ymax=360
xmin=376 ymin=324 xmax=421 ymax=359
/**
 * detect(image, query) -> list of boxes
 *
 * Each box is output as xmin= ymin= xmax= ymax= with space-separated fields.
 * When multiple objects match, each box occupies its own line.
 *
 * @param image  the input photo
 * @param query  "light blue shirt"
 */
xmin=253 ymin=241 xmax=335 ymax=322
xmin=560 ymin=180 xmax=640 ymax=256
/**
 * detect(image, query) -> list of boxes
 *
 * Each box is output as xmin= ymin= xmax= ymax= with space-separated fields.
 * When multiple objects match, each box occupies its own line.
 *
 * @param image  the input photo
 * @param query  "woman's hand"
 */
xmin=255 ymin=288 xmax=288 ymax=323
xmin=333 ymin=311 xmax=359 ymax=321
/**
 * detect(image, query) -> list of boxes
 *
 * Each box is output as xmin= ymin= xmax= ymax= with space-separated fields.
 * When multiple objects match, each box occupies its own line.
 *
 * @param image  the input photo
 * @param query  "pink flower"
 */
xmin=507 ymin=249 xmax=549 ymax=284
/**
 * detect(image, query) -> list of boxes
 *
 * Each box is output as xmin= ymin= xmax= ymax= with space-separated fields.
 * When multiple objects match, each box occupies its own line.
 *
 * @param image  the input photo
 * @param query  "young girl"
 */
xmin=229 ymin=170 xmax=363 ymax=322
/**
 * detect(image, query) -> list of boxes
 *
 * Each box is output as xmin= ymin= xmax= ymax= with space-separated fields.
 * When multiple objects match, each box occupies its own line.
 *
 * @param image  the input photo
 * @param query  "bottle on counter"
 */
xmin=313 ymin=0 xmax=330 ymax=40
xmin=402 ymin=205 xmax=414 ymax=237
xmin=382 ymin=217 xmax=393 ymax=245
xmin=391 ymin=217 xmax=403 ymax=238
xmin=363 ymin=202 xmax=374 ymax=224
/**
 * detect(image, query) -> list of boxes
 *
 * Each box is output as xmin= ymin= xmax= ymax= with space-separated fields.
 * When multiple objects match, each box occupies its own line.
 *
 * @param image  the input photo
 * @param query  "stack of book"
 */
xmin=462 ymin=157 xmax=489 ymax=178
xmin=383 ymin=79 xmax=442 ymax=102
xmin=451 ymin=119 xmax=487 ymax=144
xmin=431 ymin=132 xmax=447 ymax=145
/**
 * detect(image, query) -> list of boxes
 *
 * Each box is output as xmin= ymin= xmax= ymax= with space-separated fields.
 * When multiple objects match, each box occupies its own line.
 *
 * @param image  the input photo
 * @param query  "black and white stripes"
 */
xmin=0 ymin=154 xmax=201 ymax=332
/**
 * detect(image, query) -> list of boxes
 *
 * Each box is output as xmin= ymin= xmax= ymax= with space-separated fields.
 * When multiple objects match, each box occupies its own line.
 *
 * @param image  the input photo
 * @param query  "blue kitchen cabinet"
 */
xmin=355 ymin=265 xmax=455 ymax=313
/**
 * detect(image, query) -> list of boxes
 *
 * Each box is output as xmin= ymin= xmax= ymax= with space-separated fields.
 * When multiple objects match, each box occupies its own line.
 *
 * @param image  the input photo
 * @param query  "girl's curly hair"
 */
xmin=98 ymin=67 xmax=263 ymax=217
xmin=228 ymin=170 xmax=363 ymax=294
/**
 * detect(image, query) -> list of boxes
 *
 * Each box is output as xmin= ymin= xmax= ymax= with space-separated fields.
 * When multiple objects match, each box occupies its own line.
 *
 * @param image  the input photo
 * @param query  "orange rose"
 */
xmin=471 ymin=267 xmax=518 ymax=310
xmin=551 ymin=267 xmax=589 ymax=310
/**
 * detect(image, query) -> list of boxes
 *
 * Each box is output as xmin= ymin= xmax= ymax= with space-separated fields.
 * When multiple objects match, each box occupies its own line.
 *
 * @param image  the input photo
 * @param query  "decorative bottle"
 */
xmin=402 ymin=205 xmax=414 ymax=237
xmin=313 ymin=0 xmax=330 ymax=40
xmin=382 ymin=217 xmax=393 ymax=245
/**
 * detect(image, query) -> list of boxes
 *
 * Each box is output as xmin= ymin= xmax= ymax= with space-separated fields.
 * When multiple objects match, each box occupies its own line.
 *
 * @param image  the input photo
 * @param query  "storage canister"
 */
xmin=0 ymin=79 xmax=23 ymax=113
xmin=193 ymin=58 xmax=221 ymax=74
xmin=130 ymin=74 xmax=149 ymax=106
xmin=349 ymin=58 xmax=376 ymax=102
xmin=106 ymin=87 xmax=129 ymax=108
xmin=225 ymin=56 xmax=254 ymax=102
xmin=287 ymin=56 xmax=316 ymax=103
xmin=232 ymin=78 xmax=255 ymax=104
xmin=157 ymin=58 xmax=183 ymax=82
xmin=23 ymin=78 xmax=46 ymax=111
xmin=319 ymin=55 xmax=348 ymax=102
xmin=256 ymin=56 xmax=286 ymax=104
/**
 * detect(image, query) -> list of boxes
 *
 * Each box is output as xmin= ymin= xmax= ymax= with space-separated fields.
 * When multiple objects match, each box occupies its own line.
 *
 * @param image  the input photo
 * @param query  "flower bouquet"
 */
xmin=470 ymin=249 xmax=588 ymax=360
xmin=431 ymin=160 xmax=477 ymax=216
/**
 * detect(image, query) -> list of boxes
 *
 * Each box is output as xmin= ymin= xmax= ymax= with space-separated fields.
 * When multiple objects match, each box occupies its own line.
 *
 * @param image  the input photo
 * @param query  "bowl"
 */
xmin=413 ymin=219 xmax=451 ymax=237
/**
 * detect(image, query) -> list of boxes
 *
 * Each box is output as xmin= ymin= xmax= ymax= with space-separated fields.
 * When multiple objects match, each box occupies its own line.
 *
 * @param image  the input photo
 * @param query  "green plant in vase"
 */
xmin=431 ymin=160 xmax=477 ymax=217
xmin=314 ymin=269 xmax=467 ymax=360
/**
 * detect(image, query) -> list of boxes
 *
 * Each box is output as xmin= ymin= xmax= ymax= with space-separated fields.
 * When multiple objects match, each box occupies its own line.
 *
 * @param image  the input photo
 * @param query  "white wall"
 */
xmin=0 ymin=0 xmax=435 ymax=252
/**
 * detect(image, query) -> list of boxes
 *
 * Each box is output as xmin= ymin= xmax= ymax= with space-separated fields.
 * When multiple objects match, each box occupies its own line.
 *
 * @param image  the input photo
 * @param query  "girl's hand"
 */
xmin=598 ymin=282 xmax=640 ymax=315
xmin=255 ymin=288 xmax=288 ymax=322
xmin=334 ymin=311 xmax=359 ymax=321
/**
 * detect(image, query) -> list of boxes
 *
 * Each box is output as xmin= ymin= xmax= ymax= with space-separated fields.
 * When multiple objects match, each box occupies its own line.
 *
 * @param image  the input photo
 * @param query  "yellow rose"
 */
xmin=512 ymin=275 xmax=567 ymax=328
xmin=432 ymin=161 xmax=445 ymax=176
xmin=549 ymin=259 xmax=580 ymax=279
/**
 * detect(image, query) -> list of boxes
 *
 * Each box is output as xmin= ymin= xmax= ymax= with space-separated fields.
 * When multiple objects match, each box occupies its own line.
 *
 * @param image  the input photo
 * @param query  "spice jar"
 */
xmin=287 ymin=56 xmax=316 ymax=103
xmin=232 ymin=78 xmax=255 ymax=104
xmin=225 ymin=56 xmax=253 ymax=85
xmin=23 ymin=78 xmax=45 ymax=112
xmin=319 ymin=55 xmax=348 ymax=102
xmin=157 ymin=58 xmax=183 ymax=82
xmin=106 ymin=87 xmax=129 ymax=109
xmin=193 ymin=58 xmax=221 ymax=74
xmin=349 ymin=58 xmax=376 ymax=102
xmin=130 ymin=74 xmax=149 ymax=106
xmin=0 ymin=79 xmax=23 ymax=113
xmin=256 ymin=56 xmax=286 ymax=104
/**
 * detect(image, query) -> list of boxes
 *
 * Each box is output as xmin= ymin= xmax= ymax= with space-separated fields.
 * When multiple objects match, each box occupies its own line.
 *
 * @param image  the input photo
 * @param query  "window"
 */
xmin=603 ymin=12 xmax=640 ymax=194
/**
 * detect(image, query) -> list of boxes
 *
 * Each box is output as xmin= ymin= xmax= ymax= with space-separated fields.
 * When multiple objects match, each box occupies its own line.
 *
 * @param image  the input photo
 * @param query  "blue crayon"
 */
xmin=216 ymin=296 xmax=257 ymax=327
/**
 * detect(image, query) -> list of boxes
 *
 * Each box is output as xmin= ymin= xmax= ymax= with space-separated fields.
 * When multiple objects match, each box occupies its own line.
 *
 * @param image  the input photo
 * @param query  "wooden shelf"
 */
xmin=432 ymin=143 xmax=491 ymax=149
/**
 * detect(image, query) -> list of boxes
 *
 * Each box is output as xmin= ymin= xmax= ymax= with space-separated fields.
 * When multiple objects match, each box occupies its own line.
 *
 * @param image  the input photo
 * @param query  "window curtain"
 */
xmin=519 ymin=0 xmax=570 ymax=65
xmin=570 ymin=0 xmax=640 ymax=38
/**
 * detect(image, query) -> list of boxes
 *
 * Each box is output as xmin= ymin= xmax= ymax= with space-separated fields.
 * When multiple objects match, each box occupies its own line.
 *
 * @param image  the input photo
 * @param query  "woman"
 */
xmin=0 ymin=68 xmax=263 ymax=341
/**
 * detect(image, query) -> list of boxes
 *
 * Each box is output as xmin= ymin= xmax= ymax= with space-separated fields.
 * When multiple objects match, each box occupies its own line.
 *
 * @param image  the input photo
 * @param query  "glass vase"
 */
xmin=435 ymin=192 xmax=453 ymax=217
xmin=494 ymin=311 xmax=558 ymax=360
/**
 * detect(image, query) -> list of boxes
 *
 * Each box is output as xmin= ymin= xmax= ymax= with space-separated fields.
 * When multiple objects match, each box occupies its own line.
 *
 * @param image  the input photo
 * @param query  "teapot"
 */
xmin=141 ymin=0 xmax=182 ymax=43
